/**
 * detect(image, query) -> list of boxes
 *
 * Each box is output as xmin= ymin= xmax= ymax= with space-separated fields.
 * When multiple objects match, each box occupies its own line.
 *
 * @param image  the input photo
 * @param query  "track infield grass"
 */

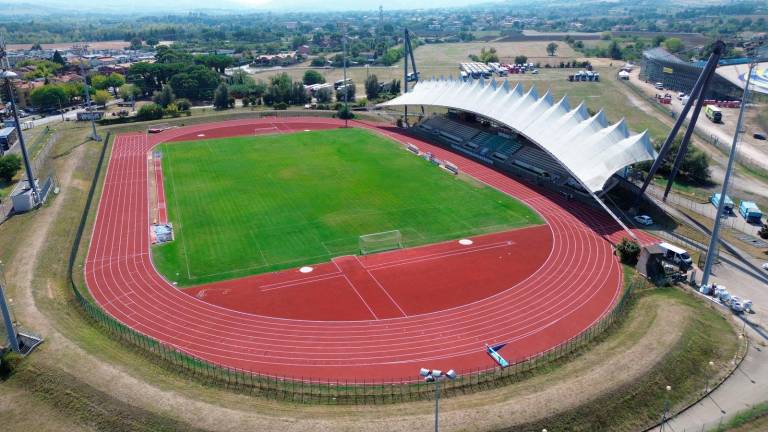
xmin=153 ymin=127 xmax=542 ymax=286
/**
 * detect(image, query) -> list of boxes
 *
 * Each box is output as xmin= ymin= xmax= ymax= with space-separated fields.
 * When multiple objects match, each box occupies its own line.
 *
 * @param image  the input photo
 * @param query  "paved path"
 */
xmin=641 ymin=194 xmax=768 ymax=431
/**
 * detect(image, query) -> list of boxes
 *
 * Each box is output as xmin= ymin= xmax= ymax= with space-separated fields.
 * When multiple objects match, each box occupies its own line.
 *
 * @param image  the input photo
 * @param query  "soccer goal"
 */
xmin=359 ymin=230 xmax=403 ymax=255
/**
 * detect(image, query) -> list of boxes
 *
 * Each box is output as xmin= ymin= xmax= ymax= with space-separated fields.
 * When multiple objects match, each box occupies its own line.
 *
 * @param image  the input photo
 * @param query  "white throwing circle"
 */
xmin=299 ymin=266 xmax=314 ymax=273
xmin=458 ymin=239 xmax=473 ymax=246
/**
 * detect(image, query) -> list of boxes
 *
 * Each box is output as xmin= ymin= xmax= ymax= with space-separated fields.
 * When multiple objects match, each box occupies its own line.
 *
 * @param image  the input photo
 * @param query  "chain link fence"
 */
xmin=706 ymin=132 xmax=768 ymax=175
xmin=641 ymin=182 xmax=762 ymax=237
xmin=0 ymin=128 xmax=59 ymax=224
xmin=66 ymin=130 xmax=640 ymax=404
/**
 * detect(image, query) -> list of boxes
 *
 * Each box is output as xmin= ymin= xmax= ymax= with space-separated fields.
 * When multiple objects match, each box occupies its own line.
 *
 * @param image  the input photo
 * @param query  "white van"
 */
xmin=658 ymin=242 xmax=693 ymax=269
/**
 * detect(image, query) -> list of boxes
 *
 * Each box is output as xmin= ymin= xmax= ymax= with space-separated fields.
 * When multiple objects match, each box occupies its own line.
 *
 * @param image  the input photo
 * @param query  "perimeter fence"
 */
xmin=67 ymin=127 xmax=639 ymax=405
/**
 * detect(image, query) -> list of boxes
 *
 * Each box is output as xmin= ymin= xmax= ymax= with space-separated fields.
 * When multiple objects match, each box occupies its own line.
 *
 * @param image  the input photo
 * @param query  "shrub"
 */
xmin=0 ymin=351 xmax=22 ymax=379
xmin=175 ymin=98 xmax=192 ymax=111
xmin=616 ymin=237 xmax=641 ymax=265
xmin=337 ymin=104 xmax=354 ymax=120
xmin=273 ymin=102 xmax=288 ymax=110
xmin=0 ymin=154 xmax=22 ymax=182
xmin=164 ymin=102 xmax=180 ymax=117
xmin=137 ymin=103 xmax=164 ymax=121
xmin=758 ymin=224 xmax=768 ymax=240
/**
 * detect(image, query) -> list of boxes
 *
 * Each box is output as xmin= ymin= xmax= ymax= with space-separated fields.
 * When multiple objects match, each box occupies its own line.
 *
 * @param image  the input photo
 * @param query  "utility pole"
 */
xmin=74 ymin=43 xmax=101 ymax=141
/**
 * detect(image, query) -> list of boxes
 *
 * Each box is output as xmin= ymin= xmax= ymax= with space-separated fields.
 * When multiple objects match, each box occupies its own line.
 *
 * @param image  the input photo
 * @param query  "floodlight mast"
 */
xmin=74 ymin=43 xmax=101 ymax=141
xmin=0 ymin=36 xmax=41 ymax=206
xmin=701 ymin=44 xmax=764 ymax=287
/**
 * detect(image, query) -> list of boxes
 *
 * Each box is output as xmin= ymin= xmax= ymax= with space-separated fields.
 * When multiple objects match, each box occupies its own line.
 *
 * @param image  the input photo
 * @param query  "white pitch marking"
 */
xmin=299 ymin=266 xmax=314 ymax=274
xmin=458 ymin=239 xmax=474 ymax=246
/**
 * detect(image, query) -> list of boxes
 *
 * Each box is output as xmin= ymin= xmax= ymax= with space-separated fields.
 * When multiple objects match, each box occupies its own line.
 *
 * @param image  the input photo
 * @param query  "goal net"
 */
xmin=359 ymin=230 xmax=403 ymax=255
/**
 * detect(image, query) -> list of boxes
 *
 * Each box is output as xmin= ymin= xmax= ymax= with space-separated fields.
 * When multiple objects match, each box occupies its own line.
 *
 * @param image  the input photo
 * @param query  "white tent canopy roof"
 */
xmin=380 ymin=77 xmax=657 ymax=193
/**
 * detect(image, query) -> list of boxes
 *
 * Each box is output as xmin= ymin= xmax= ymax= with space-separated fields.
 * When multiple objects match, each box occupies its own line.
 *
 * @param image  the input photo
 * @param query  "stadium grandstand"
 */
xmin=379 ymin=77 xmax=658 ymax=234
xmin=640 ymin=47 xmax=746 ymax=100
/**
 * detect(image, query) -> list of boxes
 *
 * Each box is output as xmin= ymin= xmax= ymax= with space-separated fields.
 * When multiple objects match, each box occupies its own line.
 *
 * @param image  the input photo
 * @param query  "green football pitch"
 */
xmin=152 ymin=128 xmax=543 ymax=286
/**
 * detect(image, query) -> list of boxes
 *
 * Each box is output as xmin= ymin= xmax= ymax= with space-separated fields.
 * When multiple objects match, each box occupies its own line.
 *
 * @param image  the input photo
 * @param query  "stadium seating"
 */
xmin=421 ymin=117 xmax=480 ymax=143
xmin=509 ymin=146 xmax=568 ymax=179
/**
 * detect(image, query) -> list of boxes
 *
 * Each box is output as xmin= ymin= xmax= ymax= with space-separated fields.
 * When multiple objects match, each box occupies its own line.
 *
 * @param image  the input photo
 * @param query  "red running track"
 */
xmin=84 ymin=117 xmax=656 ymax=381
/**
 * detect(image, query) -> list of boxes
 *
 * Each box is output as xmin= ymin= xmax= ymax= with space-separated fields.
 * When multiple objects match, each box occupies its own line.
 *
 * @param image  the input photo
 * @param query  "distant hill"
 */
xmin=0 ymin=0 xmax=483 ymax=14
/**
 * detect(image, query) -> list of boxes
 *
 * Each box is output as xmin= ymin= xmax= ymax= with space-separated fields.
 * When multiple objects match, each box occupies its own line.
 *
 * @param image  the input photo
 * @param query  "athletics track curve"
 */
xmin=84 ymin=117 xmax=656 ymax=382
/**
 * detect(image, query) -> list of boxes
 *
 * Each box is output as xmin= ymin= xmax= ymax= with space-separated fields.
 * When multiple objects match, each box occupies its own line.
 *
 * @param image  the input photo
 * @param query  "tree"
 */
xmin=663 ymin=38 xmax=684 ymax=53
xmin=643 ymin=136 xmax=711 ymax=184
xmin=30 ymin=85 xmax=68 ymax=110
xmin=93 ymin=90 xmax=111 ymax=106
xmin=213 ymin=83 xmax=230 ymax=110
xmin=21 ymin=60 xmax=61 ymax=83
xmin=137 ymin=103 xmax=164 ymax=120
xmin=166 ymin=65 xmax=221 ymax=100
xmin=609 ymin=41 xmax=623 ymax=60
xmin=194 ymin=54 xmax=234 ymax=74
xmin=106 ymin=73 xmax=126 ymax=97
xmin=546 ymin=42 xmax=559 ymax=56
xmin=129 ymin=37 xmax=143 ymax=50
xmin=514 ymin=55 xmax=528 ymax=65
xmin=51 ymin=50 xmax=66 ymax=67
xmin=230 ymin=69 xmax=255 ymax=86
xmin=152 ymin=84 xmax=176 ymax=108
xmin=291 ymin=82 xmax=308 ymax=105
xmin=118 ymin=83 xmax=141 ymax=100
xmin=265 ymin=72 xmax=293 ymax=105
xmin=145 ymin=37 xmax=159 ymax=47
xmin=91 ymin=74 xmax=109 ymax=92
xmin=315 ymin=87 xmax=332 ymax=103
xmin=336 ymin=83 xmax=355 ymax=102
xmin=337 ymin=104 xmax=354 ymax=120
xmin=302 ymin=70 xmax=325 ymax=85
xmin=615 ymin=237 xmax=641 ymax=265
xmin=365 ymin=74 xmax=380 ymax=100
xmin=30 ymin=42 xmax=42 ymax=51
xmin=479 ymin=47 xmax=498 ymax=63
xmin=310 ymin=56 xmax=327 ymax=67
xmin=0 ymin=154 xmax=22 ymax=182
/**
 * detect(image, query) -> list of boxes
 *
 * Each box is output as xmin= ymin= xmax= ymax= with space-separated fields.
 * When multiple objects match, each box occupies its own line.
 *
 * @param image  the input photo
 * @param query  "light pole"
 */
xmin=74 ymin=43 xmax=101 ymax=142
xmin=419 ymin=367 xmax=457 ymax=432
xmin=0 ymin=70 xmax=40 ymax=205
xmin=706 ymin=361 xmax=715 ymax=392
xmin=659 ymin=385 xmax=672 ymax=432
xmin=701 ymin=44 xmax=764 ymax=287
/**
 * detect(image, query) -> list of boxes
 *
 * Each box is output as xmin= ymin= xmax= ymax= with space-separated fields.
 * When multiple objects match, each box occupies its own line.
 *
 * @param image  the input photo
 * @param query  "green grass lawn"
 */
xmin=153 ymin=128 xmax=542 ymax=286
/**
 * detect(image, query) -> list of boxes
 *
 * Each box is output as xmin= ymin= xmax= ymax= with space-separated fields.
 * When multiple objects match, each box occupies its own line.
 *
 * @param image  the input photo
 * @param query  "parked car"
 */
xmin=634 ymin=215 xmax=654 ymax=226
xmin=754 ymin=132 xmax=766 ymax=140
xmin=654 ymin=82 xmax=664 ymax=90
xmin=762 ymin=262 xmax=768 ymax=271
